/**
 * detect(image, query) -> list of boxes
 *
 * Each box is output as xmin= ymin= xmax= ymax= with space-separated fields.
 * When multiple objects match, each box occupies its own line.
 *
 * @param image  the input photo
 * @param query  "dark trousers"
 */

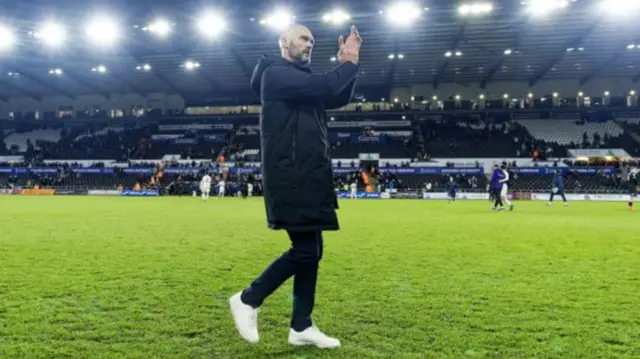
xmin=241 ymin=230 xmax=323 ymax=332
xmin=549 ymin=191 xmax=567 ymax=202
xmin=492 ymin=188 xmax=503 ymax=207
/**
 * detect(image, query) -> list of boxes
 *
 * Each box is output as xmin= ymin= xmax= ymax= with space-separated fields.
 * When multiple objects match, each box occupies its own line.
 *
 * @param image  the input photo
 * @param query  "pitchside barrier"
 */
xmin=337 ymin=191 xmax=630 ymax=202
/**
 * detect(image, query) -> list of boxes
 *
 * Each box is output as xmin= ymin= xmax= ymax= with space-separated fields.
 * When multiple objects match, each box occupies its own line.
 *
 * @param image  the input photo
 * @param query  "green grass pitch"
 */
xmin=1 ymin=197 xmax=639 ymax=359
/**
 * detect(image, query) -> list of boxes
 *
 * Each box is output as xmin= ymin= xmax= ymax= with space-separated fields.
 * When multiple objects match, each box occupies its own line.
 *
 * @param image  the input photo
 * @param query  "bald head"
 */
xmin=279 ymin=24 xmax=314 ymax=65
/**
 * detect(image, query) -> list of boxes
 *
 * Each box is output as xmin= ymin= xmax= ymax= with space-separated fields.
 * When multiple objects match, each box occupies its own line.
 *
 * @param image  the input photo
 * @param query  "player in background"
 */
xmin=490 ymin=164 xmax=506 ymax=211
xmin=500 ymin=164 xmax=514 ymax=211
xmin=446 ymin=177 xmax=457 ymax=203
xmin=548 ymin=170 xmax=568 ymax=207
xmin=628 ymin=169 xmax=638 ymax=210
xmin=247 ymin=182 xmax=254 ymax=197
xmin=200 ymin=173 xmax=212 ymax=201
xmin=217 ymin=179 xmax=226 ymax=198
xmin=349 ymin=181 xmax=357 ymax=199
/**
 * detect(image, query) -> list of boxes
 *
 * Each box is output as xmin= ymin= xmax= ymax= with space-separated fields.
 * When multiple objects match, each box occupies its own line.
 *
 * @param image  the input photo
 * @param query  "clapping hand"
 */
xmin=337 ymin=25 xmax=362 ymax=65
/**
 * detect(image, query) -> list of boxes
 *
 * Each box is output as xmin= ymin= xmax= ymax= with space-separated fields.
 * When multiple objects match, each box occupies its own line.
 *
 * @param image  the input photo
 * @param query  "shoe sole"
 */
xmin=288 ymin=338 xmax=341 ymax=349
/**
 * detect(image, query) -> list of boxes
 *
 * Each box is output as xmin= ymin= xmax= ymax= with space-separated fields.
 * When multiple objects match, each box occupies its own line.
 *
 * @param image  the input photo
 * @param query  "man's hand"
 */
xmin=337 ymin=25 xmax=361 ymax=65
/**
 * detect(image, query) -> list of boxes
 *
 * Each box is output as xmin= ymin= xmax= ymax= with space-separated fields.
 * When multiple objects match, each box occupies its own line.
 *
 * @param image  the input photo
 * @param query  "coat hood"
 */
xmin=250 ymin=54 xmax=312 ymax=94
xmin=251 ymin=54 xmax=276 ymax=94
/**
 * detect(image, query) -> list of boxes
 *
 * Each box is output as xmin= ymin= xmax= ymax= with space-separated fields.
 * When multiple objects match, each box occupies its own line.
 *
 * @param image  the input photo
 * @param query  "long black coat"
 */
xmin=251 ymin=55 xmax=359 ymax=232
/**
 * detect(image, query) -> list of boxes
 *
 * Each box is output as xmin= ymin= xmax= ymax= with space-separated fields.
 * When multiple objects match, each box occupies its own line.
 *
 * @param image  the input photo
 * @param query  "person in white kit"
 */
xmin=350 ymin=181 xmax=357 ymax=199
xmin=217 ymin=179 xmax=226 ymax=198
xmin=200 ymin=173 xmax=212 ymax=201
xmin=500 ymin=164 xmax=514 ymax=211
xmin=247 ymin=182 xmax=253 ymax=197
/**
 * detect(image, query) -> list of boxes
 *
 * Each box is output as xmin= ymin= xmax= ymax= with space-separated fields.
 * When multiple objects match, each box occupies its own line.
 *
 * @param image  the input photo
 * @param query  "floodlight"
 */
xmin=388 ymin=54 xmax=395 ymax=59
xmin=146 ymin=19 xmax=172 ymax=37
xmin=459 ymin=3 xmax=493 ymax=16
xmin=136 ymin=64 xmax=152 ymax=71
xmin=384 ymin=3 xmax=422 ymax=26
xmin=627 ymin=44 xmax=636 ymax=49
xmin=0 ymin=26 xmax=15 ymax=51
xmin=444 ymin=51 xmax=452 ymax=57
xmin=34 ymin=22 xmax=66 ymax=47
xmin=397 ymin=53 xmax=405 ymax=59
xmin=322 ymin=9 xmax=351 ymax=25
xmin=48 ymin=68 xmax=63 ymax=75
xmin=184 ymin=60 xmax=201 ymax=70
xmin=525 ymin=0 xmax=569 ymax=16
xmin=91 ymin=65 xmax=107 ymax=73
xmin=85 ymin=16 xmax=120 ymax=46
xmin=260 ymin=10 xmax=293 ymax=30
xmin=196 ymin=12 xmax=227 ymax=37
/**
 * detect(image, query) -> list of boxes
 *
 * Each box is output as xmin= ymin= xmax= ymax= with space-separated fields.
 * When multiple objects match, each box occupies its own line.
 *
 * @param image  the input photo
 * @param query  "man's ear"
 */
xmin=279 ymin=35 xmax=288 ymax=49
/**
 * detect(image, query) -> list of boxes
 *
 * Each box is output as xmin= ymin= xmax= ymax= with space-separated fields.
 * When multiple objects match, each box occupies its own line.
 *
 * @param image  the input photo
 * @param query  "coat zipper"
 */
xmin=291 ymin=131 xmax=296 ymax=163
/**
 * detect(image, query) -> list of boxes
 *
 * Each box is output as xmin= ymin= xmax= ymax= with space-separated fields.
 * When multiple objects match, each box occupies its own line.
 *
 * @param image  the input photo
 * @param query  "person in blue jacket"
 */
xmin=446 ymin=177 xmax=458 ymax=203
xmin=490 ymin=164 xmax=506 ymax=211
xmin=229 ymin=24 xmax=361 ymax=349
xmin=548 ymin=170 xmax=568 ymax=207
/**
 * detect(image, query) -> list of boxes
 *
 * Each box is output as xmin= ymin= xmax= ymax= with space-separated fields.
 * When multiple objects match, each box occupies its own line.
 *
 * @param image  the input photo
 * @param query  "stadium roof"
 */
xmin=0 ymin=0 xmax=639 ymax=102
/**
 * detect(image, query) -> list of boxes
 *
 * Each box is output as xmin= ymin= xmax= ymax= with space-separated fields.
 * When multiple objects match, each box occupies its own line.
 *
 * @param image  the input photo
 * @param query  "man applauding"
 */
xmin=229 ymin=25 xmax=361 ymax=348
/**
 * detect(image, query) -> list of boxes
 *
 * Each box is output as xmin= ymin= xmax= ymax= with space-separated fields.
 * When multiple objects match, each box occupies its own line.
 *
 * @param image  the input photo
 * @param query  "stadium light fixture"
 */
xmin=383 ymin=2 xmax=422 ymax=26
xmin=0 ymin=26 xmax=15 ymax=51
xmin=196 ymin=12 xmax=227 ymax=38
xmin=183 ymin=60 xmax=201 ymax=70
xmin=458 ymin=3 xmax=493 ymax=16
xmin=85 ymin=16 xmax=120 ymax=47
xmin=48 ymin=68 xmax=63 ymax=75
xmin=136 ymin=64 xmax=152 ymax=71
xmin=33 ymin=22 xmax=66 ymax=47
xmin=91 ymin=65 xmax=107 ymax=73
xmin=524 ymin=0 xmax=569 ymax=16
xmin=260 ymin=10 xmax=294 ymax=30
xmin=145 ymin=18 xmax=172 ymax=37
xmin=322 ymin=9 xmax=351 ymax=25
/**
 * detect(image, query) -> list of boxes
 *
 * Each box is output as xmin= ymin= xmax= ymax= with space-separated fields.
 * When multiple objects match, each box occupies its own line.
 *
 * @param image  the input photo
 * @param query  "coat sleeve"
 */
xmin=324 ymin=78 xmax=357 ymax=110
xmin=262 ymin=62 xmax=359 ymax=103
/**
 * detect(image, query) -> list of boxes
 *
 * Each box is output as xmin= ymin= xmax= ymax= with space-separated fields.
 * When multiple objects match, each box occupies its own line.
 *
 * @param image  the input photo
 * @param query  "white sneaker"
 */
xmin=229 ymin=292 xmax=259 ymax=344
xmin=288 ymin=326 xmax=341 ymax=349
